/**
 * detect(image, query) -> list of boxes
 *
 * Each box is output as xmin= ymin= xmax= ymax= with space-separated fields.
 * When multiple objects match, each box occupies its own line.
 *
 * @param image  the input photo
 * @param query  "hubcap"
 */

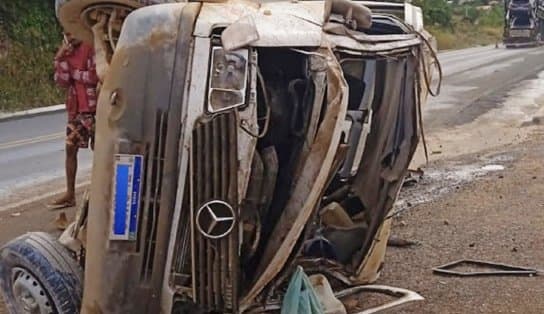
xmin=11 ymin=268 xmax=54 ymax=314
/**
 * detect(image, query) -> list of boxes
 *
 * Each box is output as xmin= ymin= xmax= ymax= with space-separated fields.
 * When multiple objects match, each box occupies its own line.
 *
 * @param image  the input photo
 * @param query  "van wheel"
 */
xmin=55 ymin=0 xmax=141 ymax=45
xmin=0 ymin=232 xmax=83 ymax=314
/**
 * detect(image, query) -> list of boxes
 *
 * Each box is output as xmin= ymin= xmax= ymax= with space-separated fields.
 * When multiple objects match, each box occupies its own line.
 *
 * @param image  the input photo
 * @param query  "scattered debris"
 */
xmin=395 ymin=154 xmax=515 ymax=221
xmin=281 ymin=267 xmax=323 ymax=314
xmin=443 ymin=220 xmax=450 ymax=226
xmin=521 ymin=116 xmax=543 ymax=127
xmin=481 ymin=164 xmax=505 ymax=171
xmin=402 ymin=177 xmax=418 ymax=187
xmin=309 ymin=274 xmax=347 ymax=314
xmin=387 ymin=237 xmax=420 ymax=247
xmin=55 ymin=212 xmax=69 ymax=231
xmin=432 ymin=259 xmax=538 ymax=277
xmin=403 ymin=168 xmax=425 ymax=187
xmin=431 ymin=150 xmax=442 ymax=155
xmin=336 ymin=285 xmax=424 ymax=314
xmin=409 ymin=168 xmax=425 ymax=177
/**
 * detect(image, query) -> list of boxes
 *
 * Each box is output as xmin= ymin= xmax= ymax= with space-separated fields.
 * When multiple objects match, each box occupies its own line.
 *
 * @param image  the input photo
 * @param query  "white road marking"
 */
xmin=0 ymin=132 xmax=64 ymax=150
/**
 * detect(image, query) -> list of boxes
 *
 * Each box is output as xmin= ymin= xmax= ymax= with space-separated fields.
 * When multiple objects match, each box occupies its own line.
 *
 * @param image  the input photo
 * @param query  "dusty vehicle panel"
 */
xmin=0 ymin=1 xmax=439 ymax=313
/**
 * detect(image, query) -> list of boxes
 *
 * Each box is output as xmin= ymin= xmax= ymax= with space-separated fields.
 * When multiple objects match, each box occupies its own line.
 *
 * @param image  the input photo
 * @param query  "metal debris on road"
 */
xmin=335 ymin=285 xmax=424 ymax=314
xmin=403 ymin=168 xmax=424 ymax=187
xmin=387 ymin=237 xmax=420 ymax=248
xmin=432 ymin=259 xmax=539 ymax=277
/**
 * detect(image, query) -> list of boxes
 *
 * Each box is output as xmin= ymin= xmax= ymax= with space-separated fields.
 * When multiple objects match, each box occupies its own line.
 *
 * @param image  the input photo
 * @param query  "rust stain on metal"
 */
xmin=146 ymin=29 xmax=177 ymax=49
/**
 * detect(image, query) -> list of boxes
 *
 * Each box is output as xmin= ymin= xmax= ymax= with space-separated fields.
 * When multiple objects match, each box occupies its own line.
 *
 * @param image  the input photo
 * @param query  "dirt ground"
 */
xmin=375 ymin=131 xmax=544 ymax=313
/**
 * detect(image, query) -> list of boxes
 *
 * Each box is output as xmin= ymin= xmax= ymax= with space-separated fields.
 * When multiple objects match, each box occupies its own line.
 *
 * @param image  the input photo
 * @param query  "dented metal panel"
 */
xmin=327 ymin=35 xmax=422 ymax=53
xmin=80 ymin=4 xmax=200 ymax=314
xmin=161 ymin=36 xmax=209 ymax=313
xmin=195 ymin=1 xmax=323 ymax=47
xmin=241 ymin=46 xmax=349 ymax=311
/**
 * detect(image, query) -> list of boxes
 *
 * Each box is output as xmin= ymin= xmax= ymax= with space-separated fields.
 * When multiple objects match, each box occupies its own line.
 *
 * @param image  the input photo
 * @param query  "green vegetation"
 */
xmin=0 ymin=1 xmax=63 ymax=112
xmin=0 ymin=0 xmax=506 ymax=111
xmin=414 ymin=0 xmax=505 ymax=50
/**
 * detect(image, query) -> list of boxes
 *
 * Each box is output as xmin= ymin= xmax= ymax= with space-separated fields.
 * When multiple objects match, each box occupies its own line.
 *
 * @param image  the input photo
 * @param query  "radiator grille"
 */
xmin=191 ymin=111 xmax=239 ymax=312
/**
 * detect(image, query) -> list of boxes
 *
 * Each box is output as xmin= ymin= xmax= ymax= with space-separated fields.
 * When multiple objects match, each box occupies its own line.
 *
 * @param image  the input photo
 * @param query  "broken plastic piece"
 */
xmin=309 ymin=274 xmax=347 ymax=314
xmin=432 ymin=259 xmax=538 ymax=277
xmin=221 ymin=15 xmax=260 ymax=51
xmin=281 ymin=266 xmax=324 ymax=314
xmin=335 ymin=285 xmax=424 ymax=314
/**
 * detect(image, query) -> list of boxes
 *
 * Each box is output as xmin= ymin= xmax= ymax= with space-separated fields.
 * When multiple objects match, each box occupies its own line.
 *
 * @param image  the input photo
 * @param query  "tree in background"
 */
xmin=0 ymin=1 xmax=63 ymax=111
xmin=413 ymin=0 xmax=454 ymax=27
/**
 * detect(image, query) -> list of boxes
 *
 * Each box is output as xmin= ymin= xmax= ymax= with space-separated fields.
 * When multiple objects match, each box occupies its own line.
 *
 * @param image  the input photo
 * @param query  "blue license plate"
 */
xmin=111 ymin=154 xmax=144 ymax=241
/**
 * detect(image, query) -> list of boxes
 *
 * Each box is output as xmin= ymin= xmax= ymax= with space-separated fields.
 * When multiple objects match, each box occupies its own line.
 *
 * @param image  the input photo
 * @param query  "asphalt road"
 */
xmin=426 ymin=45 xmax=544 ymax=131
xmin=0 ymin=112 xmax=92 ymax=205
xmin=1 ymin=45 xmax=544 ymax=208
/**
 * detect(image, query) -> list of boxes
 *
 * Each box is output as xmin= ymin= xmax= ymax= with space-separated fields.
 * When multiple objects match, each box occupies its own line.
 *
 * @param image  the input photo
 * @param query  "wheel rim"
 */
xmin=11 ymin=267 xmax=54 ymax=314
xmin=80 ymin=4 xmax=134 ymax=50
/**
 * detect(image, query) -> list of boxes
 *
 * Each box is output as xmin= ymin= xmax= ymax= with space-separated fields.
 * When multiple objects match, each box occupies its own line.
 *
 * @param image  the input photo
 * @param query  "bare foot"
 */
xmin=47 ymin=194 xmax=76 ymax=210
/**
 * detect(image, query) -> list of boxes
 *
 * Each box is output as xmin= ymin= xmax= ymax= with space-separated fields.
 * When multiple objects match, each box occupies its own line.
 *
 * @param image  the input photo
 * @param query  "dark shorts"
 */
xmin=66 ymin=113 xmax=95 ymax=149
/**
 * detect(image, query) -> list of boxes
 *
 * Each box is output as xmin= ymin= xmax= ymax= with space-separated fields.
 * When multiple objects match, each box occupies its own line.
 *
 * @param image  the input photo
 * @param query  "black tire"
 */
xmin=55 ymin=0 xmax=142 ymax=44
xmin=0 ymin=232 xmax=83 ymax=314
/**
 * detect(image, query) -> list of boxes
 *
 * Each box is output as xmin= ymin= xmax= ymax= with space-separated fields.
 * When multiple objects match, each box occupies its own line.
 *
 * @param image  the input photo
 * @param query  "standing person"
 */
xmin=48 ymin=32 xmax=98 ymax=209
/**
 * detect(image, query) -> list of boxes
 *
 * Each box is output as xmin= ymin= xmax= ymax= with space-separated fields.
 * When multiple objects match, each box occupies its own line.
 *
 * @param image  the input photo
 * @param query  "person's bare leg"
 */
xmin=48 ymin=144 xmax=78 ymax=208
xmin=65 ymin=143 xmax=78 ymax=201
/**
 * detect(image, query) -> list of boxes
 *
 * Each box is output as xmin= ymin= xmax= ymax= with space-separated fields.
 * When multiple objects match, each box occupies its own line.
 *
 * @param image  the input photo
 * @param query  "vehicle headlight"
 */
xmin=207 ymin=47 xmax=249 ymax=113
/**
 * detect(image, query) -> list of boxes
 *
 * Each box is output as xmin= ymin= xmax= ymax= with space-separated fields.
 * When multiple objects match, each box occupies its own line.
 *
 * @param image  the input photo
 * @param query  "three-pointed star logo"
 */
xmin=196 ymin=200 xmax=236 ymax=239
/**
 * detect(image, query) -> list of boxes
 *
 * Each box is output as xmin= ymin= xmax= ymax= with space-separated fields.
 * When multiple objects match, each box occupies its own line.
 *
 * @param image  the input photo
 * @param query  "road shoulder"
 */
xmin=380 ymin=131 xmax=544 ymax=313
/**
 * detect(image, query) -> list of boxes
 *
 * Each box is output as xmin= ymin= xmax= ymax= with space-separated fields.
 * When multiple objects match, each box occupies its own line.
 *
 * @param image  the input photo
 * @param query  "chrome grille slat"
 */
xmin=227 ymin=114 xmax=238 ymax=310
xmin=219 ymin=114 xmax=230 ymax=308
xmin=203 ymin=122 xmax=213 ymax=307
xmin=172 ymin=178 xmax=192 ymax=286
xmin=194 ymin=126 xmax=206 ymax=304
xmin=212 ymin=115 xmax=222 ymax=308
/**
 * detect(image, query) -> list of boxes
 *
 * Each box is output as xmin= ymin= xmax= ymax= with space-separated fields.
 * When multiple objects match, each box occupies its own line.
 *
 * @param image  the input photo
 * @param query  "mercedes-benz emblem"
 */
xmin=196 ymin=200 xmax=236 ymax=239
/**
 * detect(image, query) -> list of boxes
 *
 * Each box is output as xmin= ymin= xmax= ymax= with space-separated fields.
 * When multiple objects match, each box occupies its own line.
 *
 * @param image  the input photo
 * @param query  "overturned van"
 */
xmin=0 ymin=0 xmax=440 ymax=313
